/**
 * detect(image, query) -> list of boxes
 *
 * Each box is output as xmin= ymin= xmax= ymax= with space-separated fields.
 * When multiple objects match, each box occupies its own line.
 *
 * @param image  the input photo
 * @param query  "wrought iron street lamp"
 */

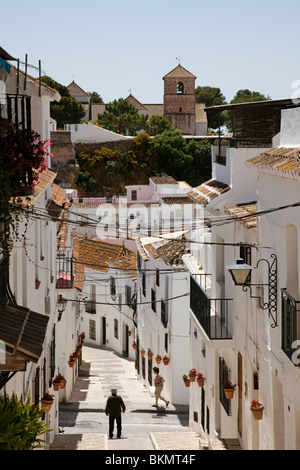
xmin=226 ymin=254 xmax=278 ymax=328
xmin=57 ymin=294 xmax=68 ymax=321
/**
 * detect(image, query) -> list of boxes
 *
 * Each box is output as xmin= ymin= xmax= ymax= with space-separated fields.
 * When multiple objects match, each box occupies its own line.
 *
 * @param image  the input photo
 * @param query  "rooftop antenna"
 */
xmin=176 ymin=56 xmax=182 ymax=65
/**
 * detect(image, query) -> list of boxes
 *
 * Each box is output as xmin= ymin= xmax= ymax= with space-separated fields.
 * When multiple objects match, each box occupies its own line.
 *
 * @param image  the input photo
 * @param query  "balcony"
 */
xmin=190 ymin=274 xmax=233 ymax=340
xmin=1 ymin=94 xmax=31 ymax=132
xmin=56 ymin=248 xmax=73 ymax=289
xmin=281 ymin=289 xmax=300 ymax=364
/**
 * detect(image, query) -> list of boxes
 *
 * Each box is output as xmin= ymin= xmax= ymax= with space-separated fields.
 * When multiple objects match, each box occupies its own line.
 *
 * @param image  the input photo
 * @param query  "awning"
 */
xmin=0 ymin=300 xmax=49 ymax=369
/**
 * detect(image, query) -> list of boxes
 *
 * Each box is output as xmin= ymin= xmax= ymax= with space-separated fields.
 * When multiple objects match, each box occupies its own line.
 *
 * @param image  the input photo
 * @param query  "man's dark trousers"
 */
xmin=109 ymin=415 xmax=122 ymax=438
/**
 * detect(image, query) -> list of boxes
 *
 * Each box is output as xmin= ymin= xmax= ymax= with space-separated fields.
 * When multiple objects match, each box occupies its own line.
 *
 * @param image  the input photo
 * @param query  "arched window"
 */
xmin=177 ymin=82 xmax=184 ymax=94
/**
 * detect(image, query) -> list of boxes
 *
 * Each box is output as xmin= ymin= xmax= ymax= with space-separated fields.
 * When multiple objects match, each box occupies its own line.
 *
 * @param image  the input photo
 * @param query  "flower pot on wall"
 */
xmin=223 ymin=381 xmax=236 ymax=399
xmin=189 ymin=369 xmax=197 ymax=382
xmin=196 ymin=374 xmax=205 ymax=387
xmin=41 ymin=394 xmax=54 ymax=412
xmin=182 ymin=375 xmax=190 ymax=387
xmin=250 ymin=401 xmax=264 ymax=420
xmin=141 ymin=349 xmax=145 ymax=357
xmin=162 ymin=356 xmax=169 ymax=365
xmin=224 ymin=388 xmax=235 ymax=399
xmin=155 ymin=355 xmax=162 ymax=364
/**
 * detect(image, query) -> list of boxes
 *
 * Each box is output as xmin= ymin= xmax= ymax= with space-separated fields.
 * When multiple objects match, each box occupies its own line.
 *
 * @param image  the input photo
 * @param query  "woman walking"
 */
xmin=153 ymin=367 xmax=169 ymax=407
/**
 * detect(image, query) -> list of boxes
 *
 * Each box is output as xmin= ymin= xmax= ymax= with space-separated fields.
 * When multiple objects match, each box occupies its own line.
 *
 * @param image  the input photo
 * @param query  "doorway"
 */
xmin=238 ymin=352 xmax=243 ymax=437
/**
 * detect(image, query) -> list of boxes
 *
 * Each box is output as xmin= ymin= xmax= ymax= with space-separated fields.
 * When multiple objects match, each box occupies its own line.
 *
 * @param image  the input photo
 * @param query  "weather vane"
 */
xmin=176 ymin=56 xmax=182 ymax=65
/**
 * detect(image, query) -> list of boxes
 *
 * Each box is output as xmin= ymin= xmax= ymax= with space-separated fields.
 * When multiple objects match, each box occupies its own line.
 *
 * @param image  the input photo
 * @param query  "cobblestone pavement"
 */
xmin=50 ymin=345 xmax=238 ymax=451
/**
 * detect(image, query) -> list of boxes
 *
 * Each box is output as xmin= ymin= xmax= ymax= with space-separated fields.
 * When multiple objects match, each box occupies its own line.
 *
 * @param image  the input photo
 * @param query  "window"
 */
xmin=89 ymin=319 xmax=96 ymax=340
xmin=131 ymin=190 xmax=137 ymax=201
xmin=177 ymin=82 xmax=184 ymax=94
xmin=142 ymin=272 xmax=146 ymax=297
xmin=151 ymin=289 xmax=156 ymax=312
xmin=239 ymin=245 xmax=252 ymax=283
xmin=156 ymin=269 xmax=160 ymax=287
xmin=125 ymin=285 xmax=132 ymax=306
xmin=110 ymin=277 xmax=116 ymax=296
xmin=161 ymin=300 xmax=168 ymax=327
xmin=114 ymin=319 xmax=119 ymax=339
xmin=148 ymin=357 xmax=153 ymax=386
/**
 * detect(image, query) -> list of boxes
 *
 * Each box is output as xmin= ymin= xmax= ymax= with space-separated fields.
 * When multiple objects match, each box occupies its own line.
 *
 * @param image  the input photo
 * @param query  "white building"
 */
xmin=135 ymin=233 xmax=191 ymax=405
xmin=0 ymin=47 xmax=81 ymax=449
xmin=185 ymin=100 xmax=300 ymax=449
xmin=72 ymin=237 xmax=137 ymax=359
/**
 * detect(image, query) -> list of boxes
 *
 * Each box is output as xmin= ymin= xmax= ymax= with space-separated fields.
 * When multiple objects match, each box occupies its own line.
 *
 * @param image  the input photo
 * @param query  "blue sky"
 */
xmin=2 ymin=0 xmax=300 ymax=104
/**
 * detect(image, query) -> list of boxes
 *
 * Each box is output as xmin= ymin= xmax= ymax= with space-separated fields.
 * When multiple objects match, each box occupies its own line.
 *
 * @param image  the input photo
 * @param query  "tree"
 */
xmin=152 ymin=130 xmax=211 ymax=185
xmin=230 ymin=89 xmax=271 ymax=104
xmin=41 ymin=75 xmax=86 ymax=128
xmin=88 ymin=91 xmax=104 ymax=103
xmin=145 ymin=115 xmax=174 ymax=136
xmin=97 ymin=98 xmax=148 ymax=135
xmin=195 ymin=86 xmax=227 ymax=129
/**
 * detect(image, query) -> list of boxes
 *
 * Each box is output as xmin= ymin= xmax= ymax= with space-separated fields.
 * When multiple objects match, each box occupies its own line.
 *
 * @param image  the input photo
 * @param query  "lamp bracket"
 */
xmin=242 ymin=254 xmax=278 ymax=328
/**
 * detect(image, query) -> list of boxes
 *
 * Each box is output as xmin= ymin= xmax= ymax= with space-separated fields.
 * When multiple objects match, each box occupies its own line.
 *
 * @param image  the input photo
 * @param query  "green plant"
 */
xmin=182 ymin=374 xmax=189 ymax=381
xmin=189 ymin=368 xmax=197 ymax=376
xmin=0 ymin=390 xmax=52 ymax=450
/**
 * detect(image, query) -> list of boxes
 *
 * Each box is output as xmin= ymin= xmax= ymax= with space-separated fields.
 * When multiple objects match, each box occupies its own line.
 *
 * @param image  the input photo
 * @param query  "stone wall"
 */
xmin=75 ymin=138 xmax=133 ymax=157
xmin=50 ymin=131 xmax=75 ymax=171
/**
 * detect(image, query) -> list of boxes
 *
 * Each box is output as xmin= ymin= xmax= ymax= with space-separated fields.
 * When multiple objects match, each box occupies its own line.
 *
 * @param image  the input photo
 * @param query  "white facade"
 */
xmin=136 ymin=235 xmax=190 ymax=405
xmin=185 ymin=106 xmax=300 ymax=449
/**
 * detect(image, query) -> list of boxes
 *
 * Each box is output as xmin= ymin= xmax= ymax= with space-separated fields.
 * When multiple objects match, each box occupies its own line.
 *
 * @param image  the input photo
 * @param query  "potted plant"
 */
xmin=0 ymin=390 xmax=52 ymax=450
xmin=141 ymin=348 xmax=145 ymax=357
xmin=155 ymin=354 xmax=162 ymax=364
xmin=182 ymin=374 xmax=191 ymax=387
xmin=41 ymin=393 xmax=54 ymax=412
xmin=80 ymin=332 xmax=85 ymax=343
xmin=250 ymin=400 xmax=264 ymax=420
xmin=223 ymin=381 xmax=236 ymax=399
xmin=128 ymin=330 xmax=132 ymax=336
xmin=196 ymin=372 xmax=205 ymax=387
xmin=132 ymin=340 xmax=137 ymax=350
xmin=68 ymin=353 xmax=77 ymax=367
xmin=162 ymin=355 xmax=170 ymax=365
xmin=189 ymin=368 xmax=197 ymax=382
xmin=56 ymin=373 xmax=67 ymax=389
xmin=52 ymin=376 xmax=62 ymax=391
xmin=147 ymin=350 xmax=153 ymax=359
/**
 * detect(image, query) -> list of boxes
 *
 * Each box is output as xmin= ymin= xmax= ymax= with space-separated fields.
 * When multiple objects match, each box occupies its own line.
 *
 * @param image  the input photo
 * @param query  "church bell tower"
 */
xmin=163 ymin=64 xmax=197 ymax=135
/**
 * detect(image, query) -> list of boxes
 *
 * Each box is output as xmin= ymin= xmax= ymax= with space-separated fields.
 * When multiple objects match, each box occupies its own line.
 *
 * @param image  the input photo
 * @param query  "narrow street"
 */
xmin=50 ymin=345 xmax=205 ymax=451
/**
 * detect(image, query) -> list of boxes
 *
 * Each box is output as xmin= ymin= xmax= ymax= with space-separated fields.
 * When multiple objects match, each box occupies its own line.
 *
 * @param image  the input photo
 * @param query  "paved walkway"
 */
xmin=50 ymin=345 xmax=236 ymax=451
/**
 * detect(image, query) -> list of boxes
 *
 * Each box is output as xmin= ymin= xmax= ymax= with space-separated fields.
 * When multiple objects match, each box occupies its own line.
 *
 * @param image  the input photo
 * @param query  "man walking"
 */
xmin=105 ymin=388 xmax=126 ymax=438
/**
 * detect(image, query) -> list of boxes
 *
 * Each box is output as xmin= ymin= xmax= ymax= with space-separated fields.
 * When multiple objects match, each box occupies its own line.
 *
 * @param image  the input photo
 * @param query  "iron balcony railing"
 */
xmin=281 ymin=288 xmax=300 ymax=365
xmin=56 ymin=248 xmax=74 ymax=289
xmin=0 ymin=94 xmax=32 ymax=132
xmin=190 ymin=274 xmax=233 ymax=340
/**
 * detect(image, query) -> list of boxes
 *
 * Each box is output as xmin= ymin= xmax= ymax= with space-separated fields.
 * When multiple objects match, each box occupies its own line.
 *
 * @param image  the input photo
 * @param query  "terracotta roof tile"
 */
xmin=150 ymin=176 xmax=177 ymax=185
xmin=224 ymin=201 xmax=257 ymax=228
xmin=246 ymin=147 xmax=300 ymax=178
xmin=73 ymin=238 xmax=137 ymax=290
xmin=146 ymin=237 xmax=189 ymax=265
xmin=0 ymin=300 xmax=49 ymax=364
xmin=187 ymin=179 xmax=230 ymax=205
xmin=161 ymin=196 xmax=194 ymax=204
